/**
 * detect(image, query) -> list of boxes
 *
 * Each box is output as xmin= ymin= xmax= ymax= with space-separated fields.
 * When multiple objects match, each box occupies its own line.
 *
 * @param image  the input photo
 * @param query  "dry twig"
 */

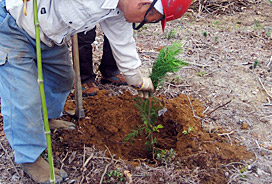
xmin=99 ymin=162 xmax=112 ymax=184
xmin=0 ymin=141 xmax=20 ymax=177
xmin=257 ymin=77 xmax=272 ymax=100
xmin=204 ymin=100 xmax=232 ymax=118
xmin=185 ymin=93 xmax=202 ymax=120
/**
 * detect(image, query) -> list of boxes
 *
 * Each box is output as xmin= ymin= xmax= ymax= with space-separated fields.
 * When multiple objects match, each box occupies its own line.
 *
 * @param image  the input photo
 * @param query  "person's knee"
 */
xmin=48 ymin=67 xmax=74 ymax=92
xmin=62 ymin=69 xmax=74 ymax=91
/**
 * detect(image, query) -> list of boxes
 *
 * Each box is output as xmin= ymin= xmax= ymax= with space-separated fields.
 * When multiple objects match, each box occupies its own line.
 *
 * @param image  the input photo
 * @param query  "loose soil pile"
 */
xmin=54 ymin=90 xmax=254 ymax=183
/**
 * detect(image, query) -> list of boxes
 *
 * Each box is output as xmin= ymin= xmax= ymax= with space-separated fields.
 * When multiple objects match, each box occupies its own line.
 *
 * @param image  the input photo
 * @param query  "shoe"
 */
xmin=82 ymin=82 xmax=99 ymax=97
xmin=101 ymin=73 xmax=128 ymax=86
xmin=49 ymin=119 xmax=76 ymax=130
xmin=21 ymin=157 xmax=67 ymax=184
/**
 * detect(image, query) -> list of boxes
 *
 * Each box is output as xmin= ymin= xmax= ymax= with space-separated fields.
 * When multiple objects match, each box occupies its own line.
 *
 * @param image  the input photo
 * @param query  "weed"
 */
xmin=106 ymin=169 xmax=124 ymax=183
xmin=266 ymin=28 xmax=271 ymax=37
xmin=214 ymin=20 xmax=220 ymax=25
xmin=240 ymin=165 xmax=248 ymax=178
xmin=233 ymin=22 xmax=241 ymax=30
xmin=210 ymin=20 xmax=221 ymax=28
xmin=156 ymin=148 xmax=176 ymax=164
xmin=195 ymin=70 xmax=206 ymax=77
xmin=253 ymin=60 xmax=259 ymax=69
xmin=215 ymin=36 xmax=219 ymax=42
xmin=166 ymin=29 xmax=177 ymax=39
xmin=182 ymin=126 xmax=194 ymax=135
xmin=203 ymin=31 xmax=208 ymax=37
xmin=139 ymin=24 xmax=148 ymax=31
xmin=171 ymin=76 xmax=182 ymax=85
xmin=254 ymin=19 xmax=264 ymax=30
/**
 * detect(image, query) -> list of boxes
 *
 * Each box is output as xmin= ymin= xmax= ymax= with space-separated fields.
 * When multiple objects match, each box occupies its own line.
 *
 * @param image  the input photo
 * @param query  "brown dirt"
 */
xmin=53 ymin=89 xmax=254 ymax=183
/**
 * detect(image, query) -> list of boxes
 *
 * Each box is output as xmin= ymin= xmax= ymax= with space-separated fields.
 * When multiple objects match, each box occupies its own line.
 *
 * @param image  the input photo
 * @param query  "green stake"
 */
xmin=33 ymin=0 xmax=56 ymax=183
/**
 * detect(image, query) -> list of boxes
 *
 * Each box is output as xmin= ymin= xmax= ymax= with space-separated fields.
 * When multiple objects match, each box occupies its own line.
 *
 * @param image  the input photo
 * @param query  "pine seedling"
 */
xmin=124 ymin=97 xmax=163 ymax=152
xmin=125 ymin=43 xmax=188 ymax=161
xmin=150 ymin=42 xmax=188 ymax=89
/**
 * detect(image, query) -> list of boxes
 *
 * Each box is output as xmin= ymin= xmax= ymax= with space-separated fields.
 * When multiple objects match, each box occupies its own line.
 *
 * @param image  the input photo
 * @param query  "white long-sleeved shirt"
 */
xmin=6 ymin=0 xmax=141 ymax=75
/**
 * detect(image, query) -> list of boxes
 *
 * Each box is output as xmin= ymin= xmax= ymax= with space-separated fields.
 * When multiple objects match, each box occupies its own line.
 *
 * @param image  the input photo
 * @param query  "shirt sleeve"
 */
xmin=100 ymin=14 xmax=141 ymax=76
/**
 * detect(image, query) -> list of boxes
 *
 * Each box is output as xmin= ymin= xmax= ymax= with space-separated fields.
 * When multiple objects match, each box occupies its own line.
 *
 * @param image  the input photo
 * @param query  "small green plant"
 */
xmin=195 ymin=70 xmax=206 ymax=77
xmin=124 ymin=97 xmax=164 ymax=154
xmin=203 ymin=31 xmax=208 ymax=37
xmin=166 ymin=29 xmax=177 ymax=39
xmin=139 ymin=24 xmax=148 ymax=31
xmin=182 ymin=126 xmax=194 ymax=135
xmin=106 ymin=169 xmax=124 ymax=183
xmin=266 ymin=29 xmax=271 ymax=37
xmin=156 ymin=148 xmax=176 ymax=164
xmin=240 ymin=165 xmax=248 ymax=178
xmin=215 ymin=36 xmax=219 ymax=42
xmin=195 ymin=66 xmax=206 ymax=77
xmin=254 ymin=19 xmax=264 ymax=31
xmin=253 ymin=60 xmax=259 ymax=69
xmin=214 ymin=20 xmax=220 ymax=25
xmin=171 ymin=76 xmax=182 ymax=85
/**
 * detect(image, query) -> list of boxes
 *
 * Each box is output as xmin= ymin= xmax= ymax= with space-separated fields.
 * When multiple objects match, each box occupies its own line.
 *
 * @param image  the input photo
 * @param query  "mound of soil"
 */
xmin=54 ymin=90 xmax=254 ymax=183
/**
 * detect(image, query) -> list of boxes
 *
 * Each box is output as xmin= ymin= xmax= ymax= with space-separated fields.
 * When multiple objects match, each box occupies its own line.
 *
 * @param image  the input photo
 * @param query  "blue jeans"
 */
xmin=0 ymin=3 xmax=74 ymax=164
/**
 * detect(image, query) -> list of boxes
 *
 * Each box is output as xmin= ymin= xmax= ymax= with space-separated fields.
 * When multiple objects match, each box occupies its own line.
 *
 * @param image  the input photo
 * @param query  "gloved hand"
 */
xmin=125 ymin=70 xmax=154 ymax=99
xmin=137 ymin=77 xmax=154 ymax=98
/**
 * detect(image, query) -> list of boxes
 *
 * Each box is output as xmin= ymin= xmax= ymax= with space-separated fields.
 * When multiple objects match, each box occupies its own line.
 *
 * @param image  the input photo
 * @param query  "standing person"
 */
xmin=78 ymin=27 xmax=127 ymax=97
xmin=0 ymin=0 xmax=192 ymax=183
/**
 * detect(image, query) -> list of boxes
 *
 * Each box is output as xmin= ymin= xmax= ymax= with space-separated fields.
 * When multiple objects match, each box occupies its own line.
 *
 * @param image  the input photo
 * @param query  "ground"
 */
xmin=0 ymin=1 xmax=272 ymax=183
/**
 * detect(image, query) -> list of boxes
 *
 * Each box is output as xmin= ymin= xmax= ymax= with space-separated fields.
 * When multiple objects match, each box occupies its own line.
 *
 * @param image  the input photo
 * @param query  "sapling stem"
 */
xmin=125 ymin=43 xmax=187 ymax=161
xmin=33 ymin=0 xmax=56 ymax=183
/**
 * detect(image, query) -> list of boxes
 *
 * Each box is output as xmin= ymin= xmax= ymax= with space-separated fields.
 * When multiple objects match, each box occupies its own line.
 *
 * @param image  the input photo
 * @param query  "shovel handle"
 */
xmin=72 ymin=34 xmax=85 ymax=119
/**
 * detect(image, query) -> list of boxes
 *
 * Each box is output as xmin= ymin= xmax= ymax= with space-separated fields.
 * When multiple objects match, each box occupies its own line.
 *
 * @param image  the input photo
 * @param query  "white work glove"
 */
xmin=125 ymin=71 xmax=154 ymax=99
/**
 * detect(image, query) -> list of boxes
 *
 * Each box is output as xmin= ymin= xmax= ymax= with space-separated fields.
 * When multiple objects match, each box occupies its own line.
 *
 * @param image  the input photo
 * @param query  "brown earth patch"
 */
xmin=53 ymin=90 xmax=254 ymax=183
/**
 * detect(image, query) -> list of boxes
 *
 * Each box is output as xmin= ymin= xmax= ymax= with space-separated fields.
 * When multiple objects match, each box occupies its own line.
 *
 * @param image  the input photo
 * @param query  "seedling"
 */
xmin=124 ymin=97 xmax=164 ymax=154
xmin=150 ymin=42 xmax=188 ymax=89
xmin=156 ymin=148 xmax=176 ymax=165
xmin=125 ymin=42 xmax=188 ymax=160
xmin=106 ymin=169 xmax=124 ymax=183
xmin=215 ymin=36 xmax=219 ymax=42
xmin=196 ymin=70 xmax=206 ymax=77
xmin=253 ymin=60 xmax=259 ymax=69
xmin=182 ymin=126 xmax=194 ymax=135
xmin=240 ymin=165 xmax=248 ymax=174
xmin=240 ymin=165 xmax=248 ymax=178
xmin=254 ymin=19 xmax=264 ymax=31
xmin=166 ymin=29 xmax=177 ymax=39
xmin=171 ymin=76 xmax=182 ymax=85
